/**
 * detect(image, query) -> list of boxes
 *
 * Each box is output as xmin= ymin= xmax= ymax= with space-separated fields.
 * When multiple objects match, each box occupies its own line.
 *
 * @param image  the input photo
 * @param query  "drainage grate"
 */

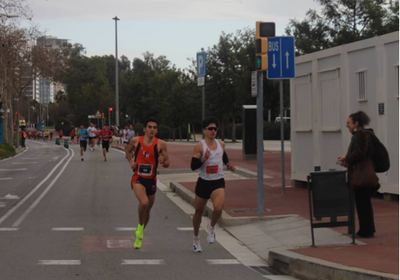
xmin=249 ymin=266 xmax=280 ymax=276
xmin=230 ymin=208 xmax=271 ymax=213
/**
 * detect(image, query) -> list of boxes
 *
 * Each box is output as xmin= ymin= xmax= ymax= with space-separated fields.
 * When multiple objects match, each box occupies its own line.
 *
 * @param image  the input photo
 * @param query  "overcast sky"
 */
xmin=24 ymin=0 xmax=321 ymax=70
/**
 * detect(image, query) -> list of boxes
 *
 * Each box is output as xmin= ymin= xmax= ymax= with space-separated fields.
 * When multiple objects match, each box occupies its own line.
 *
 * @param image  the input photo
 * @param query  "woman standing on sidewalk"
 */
xmin=337 ymin=111 xmax=379 ymax=238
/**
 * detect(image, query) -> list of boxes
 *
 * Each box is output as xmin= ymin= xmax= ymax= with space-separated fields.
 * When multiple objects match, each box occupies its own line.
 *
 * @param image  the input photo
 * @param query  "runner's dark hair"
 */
xmin=202 ymin=116 xmax=220 ymax=129
xmin=144 ymin=118 xmax=159 ymax=127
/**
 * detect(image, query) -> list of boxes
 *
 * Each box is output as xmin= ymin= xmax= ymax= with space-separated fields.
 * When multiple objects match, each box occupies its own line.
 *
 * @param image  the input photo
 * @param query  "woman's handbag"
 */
xmin=350 ymin=158 xmax=378 ymax=189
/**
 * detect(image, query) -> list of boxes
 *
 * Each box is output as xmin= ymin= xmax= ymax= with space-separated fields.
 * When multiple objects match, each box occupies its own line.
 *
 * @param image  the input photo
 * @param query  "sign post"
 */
xmin=267 ymin=36 xmax=295 ymax=194
xmin=197 ymin=51 xmax=206 ymax=132
xmin=251 ymin=71 xmax=257 ymax=97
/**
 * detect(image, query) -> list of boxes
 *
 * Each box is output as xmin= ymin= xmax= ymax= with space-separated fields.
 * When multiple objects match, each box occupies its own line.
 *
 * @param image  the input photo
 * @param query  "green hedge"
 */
xmin=0 ymin=143 xmax=16 ymax=159
xmin=218 ymin=122 xmax=290 ymax=140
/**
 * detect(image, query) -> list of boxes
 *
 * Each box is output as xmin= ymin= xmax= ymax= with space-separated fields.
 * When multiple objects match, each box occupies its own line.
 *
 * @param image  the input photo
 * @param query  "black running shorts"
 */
xmin=102 ymin=141 xmax=110 ymax=152
xmin=131 ymin=174 xmax=157 ymax=196
xmin=195 ymin=177 xmax=225 ymax=200
xmin=80 ymin=140 xmax=87 ymax=151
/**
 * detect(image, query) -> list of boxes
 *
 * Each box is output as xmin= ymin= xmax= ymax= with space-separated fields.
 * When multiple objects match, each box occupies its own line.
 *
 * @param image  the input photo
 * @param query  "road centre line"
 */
xmin=0 ymin=148 xmax=71 ymax=226
xmin=0 ymin=228 xmax=19 ymax=231
xmin=115 ymin=227 xmax=136 ymax=231
xmin=177 ymin=227 xmax=200 ymax=231
xmin=38 ymin=260 xmax=81 ymax=265
xmin=51 ymin=227 xmax=84 ymax=231
xmin=122 ymin=260 xmax=165 ymax=265
xmin=12 ymin=149 xmax=75 ymax=227
xmin=0 ymin=169 xmax=27 ymax=171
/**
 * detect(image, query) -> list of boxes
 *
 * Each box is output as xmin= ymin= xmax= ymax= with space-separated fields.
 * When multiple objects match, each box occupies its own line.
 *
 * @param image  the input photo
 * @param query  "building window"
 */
xmin=356 ymin=70 xmax=367 ymax=101
xmin=294 ymin=74 xmax=312 ymax=131
xmin=319 ymin=68 xmax=341 ymax=131
xmin=395 ymin=65 xmax=399 ymax=98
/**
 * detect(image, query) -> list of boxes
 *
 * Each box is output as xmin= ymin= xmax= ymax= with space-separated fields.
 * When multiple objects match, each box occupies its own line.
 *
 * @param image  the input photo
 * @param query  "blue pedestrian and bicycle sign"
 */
xmin=267 ymin=36 xmax=295 ymax=79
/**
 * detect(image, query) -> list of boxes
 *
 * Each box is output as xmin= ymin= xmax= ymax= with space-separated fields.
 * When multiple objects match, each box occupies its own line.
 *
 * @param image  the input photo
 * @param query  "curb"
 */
xmin=169 ymin=181 xmax=297 ymax=227
xmin=268 ymin=249 xmax=399 ymax=280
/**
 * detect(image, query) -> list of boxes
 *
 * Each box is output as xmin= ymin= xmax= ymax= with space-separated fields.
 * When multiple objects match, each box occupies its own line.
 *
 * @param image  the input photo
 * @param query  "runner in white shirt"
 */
xmin=87 ymin=123 xmax=97 ymax=151
xmin=123 ymin=125 xmax=129 ymax=150
xmin=190 ymin=116 xmax=235 ymax=252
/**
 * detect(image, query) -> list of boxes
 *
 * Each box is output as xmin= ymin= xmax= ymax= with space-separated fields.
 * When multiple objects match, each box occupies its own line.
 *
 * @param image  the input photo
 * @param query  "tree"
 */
xmin=286 ymin=0 xmax=399 ymax=55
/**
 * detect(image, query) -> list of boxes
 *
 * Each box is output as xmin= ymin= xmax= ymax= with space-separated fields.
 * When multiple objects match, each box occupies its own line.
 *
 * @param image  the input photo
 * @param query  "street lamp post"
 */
xmin=112 ymin=16 xmax=120 ymax=126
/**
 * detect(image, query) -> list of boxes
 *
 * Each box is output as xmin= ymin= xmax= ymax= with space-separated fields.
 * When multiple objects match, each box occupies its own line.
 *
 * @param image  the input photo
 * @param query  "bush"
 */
xmin=157 ymin=125 xmax=172 ymax=140
xmin=220 ymin=124 xmax=243 ymax=140
xmin=263 ymin=121 xmax=290 ymax=140
xmin=55 ymin=117 xmax=72 ymax=136
xmin=0 ymin=143 xmax=16 ymax=159
xmin=133 ymin=123 xmax=144 ymax=136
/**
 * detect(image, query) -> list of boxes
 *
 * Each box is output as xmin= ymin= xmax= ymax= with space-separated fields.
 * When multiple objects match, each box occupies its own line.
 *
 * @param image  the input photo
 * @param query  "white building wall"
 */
xmin=291 ymin=32 xmax=399 ymax=195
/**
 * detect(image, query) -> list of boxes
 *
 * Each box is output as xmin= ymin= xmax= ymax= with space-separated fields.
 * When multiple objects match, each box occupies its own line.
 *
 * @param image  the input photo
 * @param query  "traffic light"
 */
xmin=109 ymin=107 xmax=113 ymax=112
xmin=255 ymin=21 xmax=275 ymax=72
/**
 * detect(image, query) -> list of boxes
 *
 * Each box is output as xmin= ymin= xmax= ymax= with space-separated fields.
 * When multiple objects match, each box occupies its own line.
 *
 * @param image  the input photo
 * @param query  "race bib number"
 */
xmin=138 ymin=164 xmax=153 ymax=175
xmin=206 ymin=165 xmax=219 ymax=175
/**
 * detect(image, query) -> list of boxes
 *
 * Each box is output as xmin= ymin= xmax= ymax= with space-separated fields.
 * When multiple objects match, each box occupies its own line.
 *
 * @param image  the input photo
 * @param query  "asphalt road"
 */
xmin=0 ymin=140 xmax=271 ymax=280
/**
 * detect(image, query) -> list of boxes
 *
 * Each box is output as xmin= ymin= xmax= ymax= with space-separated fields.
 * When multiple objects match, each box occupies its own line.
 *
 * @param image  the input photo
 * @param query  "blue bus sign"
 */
xmin=267 ymin=36 xmax=295 ymax=79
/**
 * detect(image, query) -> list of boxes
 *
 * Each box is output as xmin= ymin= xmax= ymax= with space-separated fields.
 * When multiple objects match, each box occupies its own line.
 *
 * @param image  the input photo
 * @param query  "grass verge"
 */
xmin=0 ymin=143 xmax=16 ymax=160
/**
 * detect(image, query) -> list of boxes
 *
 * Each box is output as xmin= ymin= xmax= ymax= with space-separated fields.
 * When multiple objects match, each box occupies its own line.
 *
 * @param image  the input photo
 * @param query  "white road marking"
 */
xmin=206 ymin=259 xmax=241 ymax=265
xmin=3 ymin=194 xmax=19 ymax=199
xmin=177 ymin=227 xmax=199 ymax=231
xmin=0 ymin=169 xmax=27 ymax=171
xmin=0 ymin=178 xmax=12 ymax=180
xmin=51 ymin=227 xmax=84 ymax=231
xmin=0 ymin=228 xmax=19 ymax=231
xmin=122 ymin=260 xmax=165 ymax=265
xmin=12 ymin=162 xmax=37 ymax=164
xmin=0 ymin=202 xmax=7 ymax=207
xmin=0 ymin=148 xmax=71 ymax=226
xmin=115 ymin=227 xmax=136 ymax=231
xmin=12 ymin=149 xmax=74 ymax=227
xmin=107 ymin=240 xmax=132 ymax=248
xmin=38 ymin=260 xmax=81 ymax=265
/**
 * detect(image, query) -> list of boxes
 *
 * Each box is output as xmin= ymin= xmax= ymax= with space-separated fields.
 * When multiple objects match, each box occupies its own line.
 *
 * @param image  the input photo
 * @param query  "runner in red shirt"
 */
xmin=96 ymin=126 xmax=101 ymax=147
xmin=100 ymin=125 xmax=114 ymax=162
xmin=125 ymin=118 xmax=170 ymax=249
xmin=69 ymin=129 xmax=76 ymax=144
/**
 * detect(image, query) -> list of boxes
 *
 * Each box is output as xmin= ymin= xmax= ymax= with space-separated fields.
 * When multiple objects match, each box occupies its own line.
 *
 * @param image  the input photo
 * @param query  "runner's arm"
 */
xmin=219 ymin=140 xmax=235 ymax=172
xmin=158 ymin=140 xmax=170 ymax=168
xmin=126 ymin=137 xmax=138 ymax=169
xmin=191 ymin=142 xmax=207 ymax=170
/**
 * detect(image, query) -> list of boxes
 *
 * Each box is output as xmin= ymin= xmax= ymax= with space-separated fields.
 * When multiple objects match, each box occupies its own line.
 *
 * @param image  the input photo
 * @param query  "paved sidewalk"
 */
xmin=115 ymin=140 xmax=398 ymax=280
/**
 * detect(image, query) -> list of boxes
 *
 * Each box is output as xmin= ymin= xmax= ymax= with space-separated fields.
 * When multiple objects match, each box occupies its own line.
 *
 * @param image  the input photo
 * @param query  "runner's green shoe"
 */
xmin=136 ymin=224 xmax=144 ymax=240
xmin=134 ymin=237 xmax=142 ymax=249
xmin=134 ymin=224 xmax=144 ymax=249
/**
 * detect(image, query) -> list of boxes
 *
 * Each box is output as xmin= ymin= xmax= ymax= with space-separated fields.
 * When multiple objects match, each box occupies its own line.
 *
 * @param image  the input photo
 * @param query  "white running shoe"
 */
xmin=207 ymin=224 xmax=216 ymax=244
xmin=193 ymin=236 xmax=202 ymax=253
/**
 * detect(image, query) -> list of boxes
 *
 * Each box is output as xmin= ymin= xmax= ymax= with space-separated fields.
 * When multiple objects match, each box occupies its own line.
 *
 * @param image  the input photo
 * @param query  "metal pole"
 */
xmin=16 ymin=115 xmax=19 ymax=148
xmin=256 ymin=71 xmax=264 ymax=217
xmin=280 ymin=80 xmax=285 ymax=194
xmin=113 ymin=16 xmax=120 ymax=126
